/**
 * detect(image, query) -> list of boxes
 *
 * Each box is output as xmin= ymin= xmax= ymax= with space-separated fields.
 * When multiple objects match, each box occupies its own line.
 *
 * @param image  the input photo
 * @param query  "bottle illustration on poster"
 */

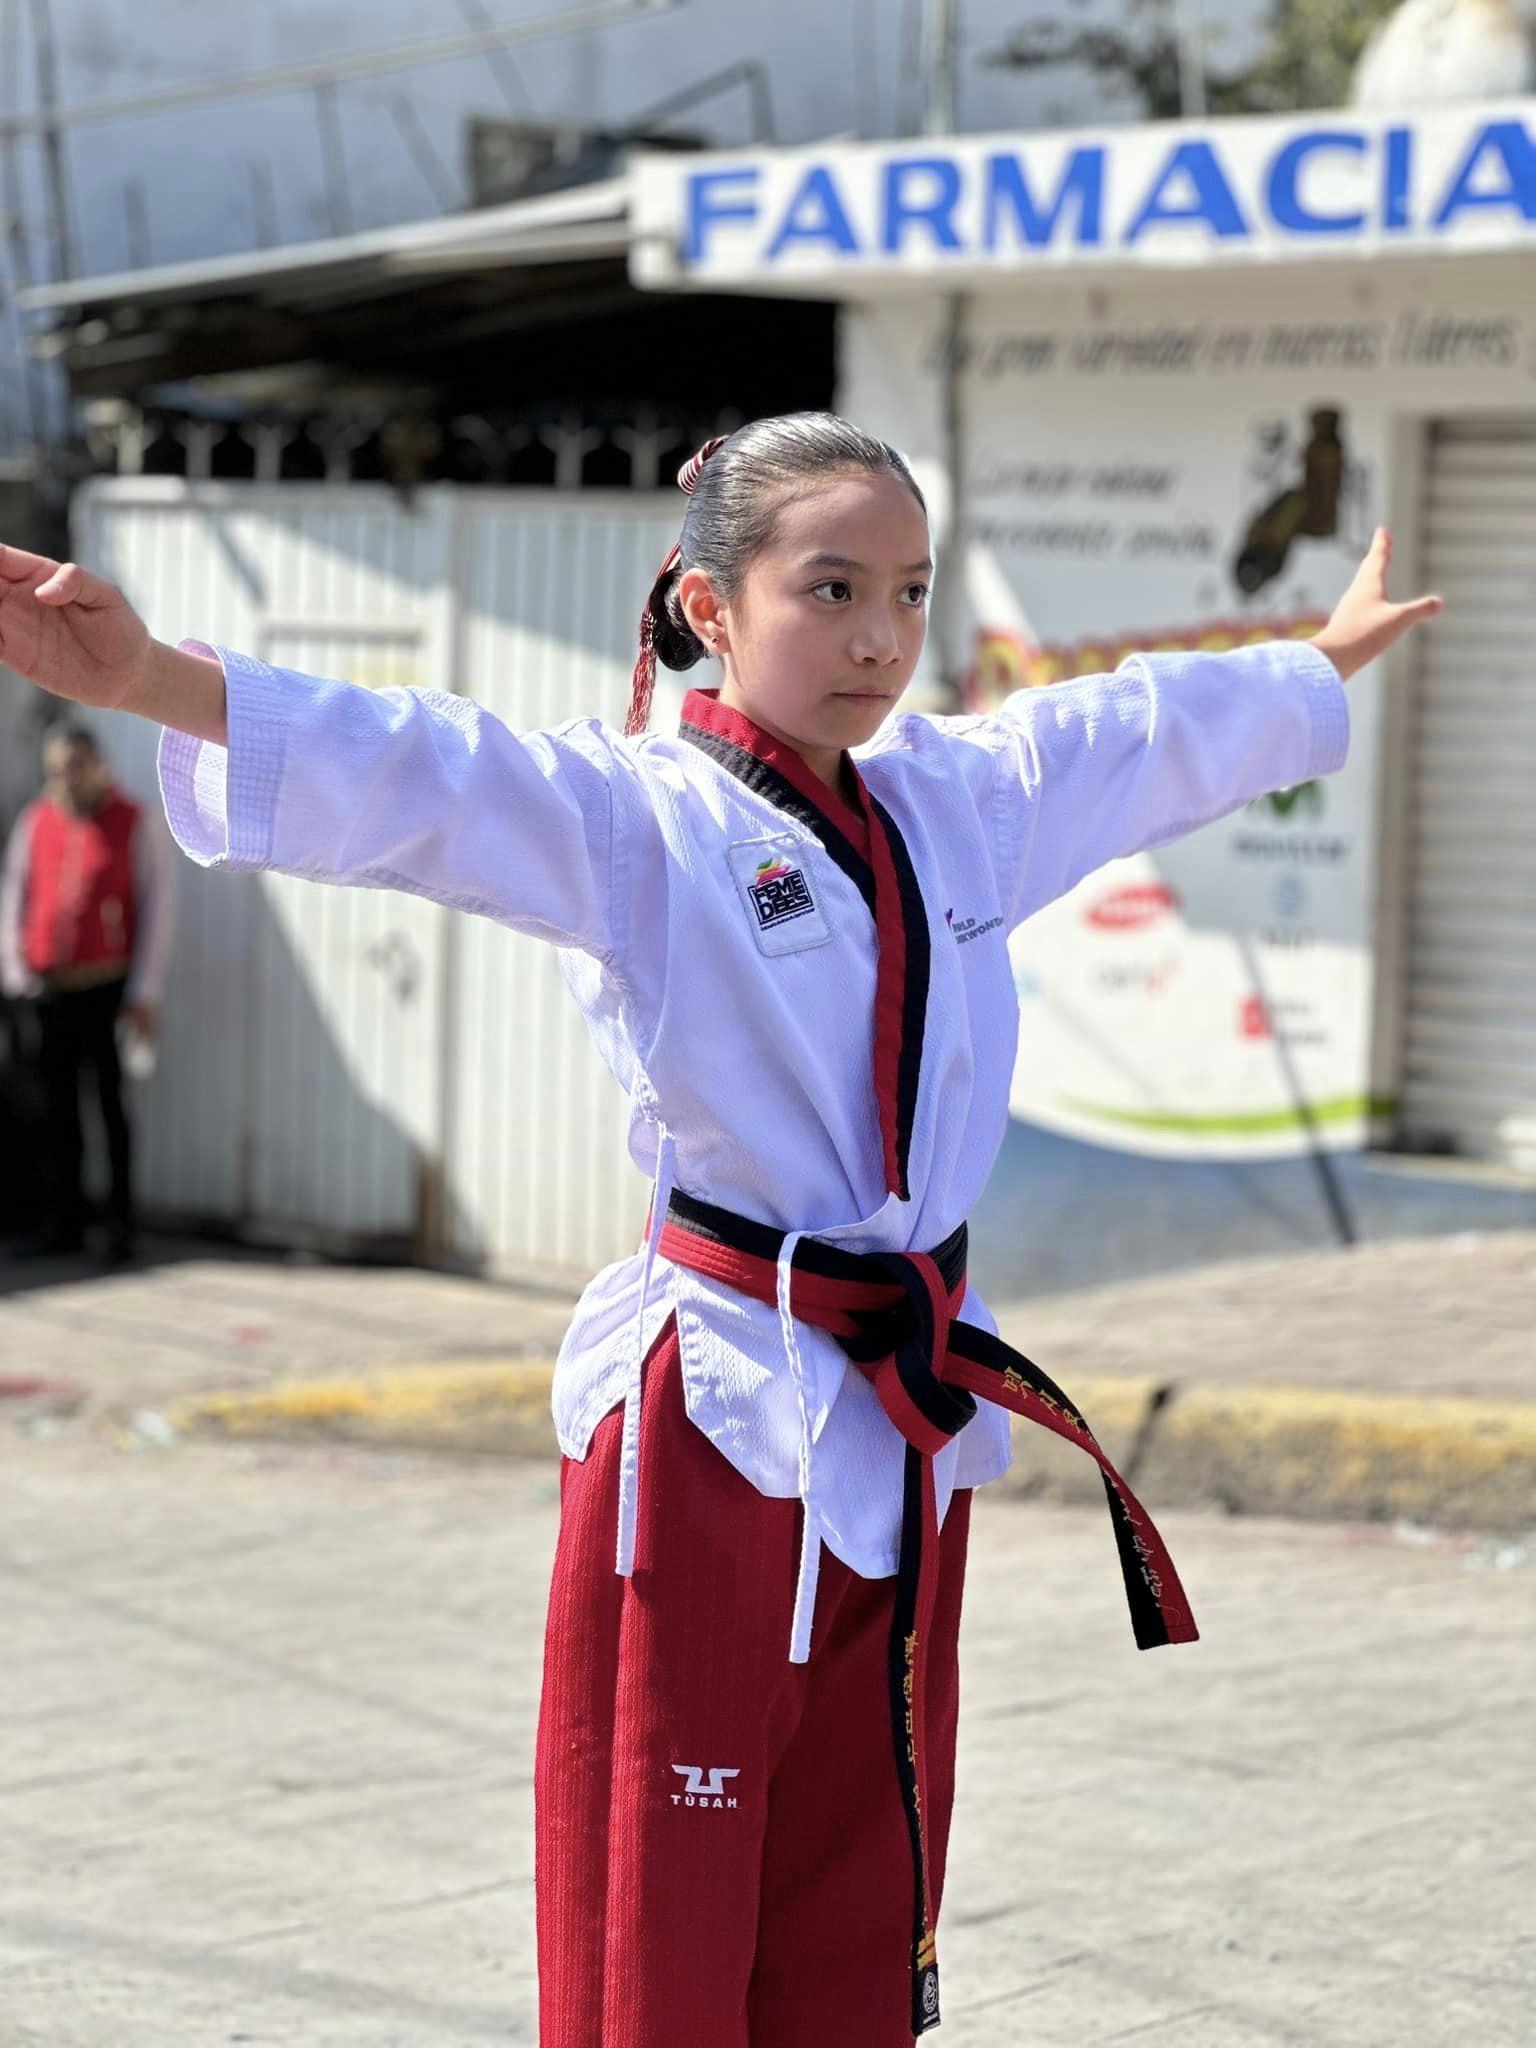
xmin=1232 ymin=407 xmax=1372 ymax=595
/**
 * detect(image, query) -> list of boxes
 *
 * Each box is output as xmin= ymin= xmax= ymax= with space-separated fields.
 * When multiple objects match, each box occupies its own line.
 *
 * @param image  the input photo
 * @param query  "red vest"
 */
xmin=22 ymin=791 xmax=141 ymax=977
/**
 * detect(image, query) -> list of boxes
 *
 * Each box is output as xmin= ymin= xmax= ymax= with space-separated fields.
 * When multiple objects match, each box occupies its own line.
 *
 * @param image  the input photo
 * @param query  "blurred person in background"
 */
xmin=0 ymin=724 xmax=175 ymax=1263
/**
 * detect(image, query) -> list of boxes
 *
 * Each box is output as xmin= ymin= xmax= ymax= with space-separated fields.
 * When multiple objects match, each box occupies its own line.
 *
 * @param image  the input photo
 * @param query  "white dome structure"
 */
xmin=1352 ymin=0 xmax=1536 ymax=106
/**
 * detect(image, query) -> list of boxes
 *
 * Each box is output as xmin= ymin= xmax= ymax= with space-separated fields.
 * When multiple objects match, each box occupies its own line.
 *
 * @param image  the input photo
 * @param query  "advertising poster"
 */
xmin=956 ymin=321 xmax=1385 ymax=1158
xmin=844 ymin=260 xmax=1536 ymax=1242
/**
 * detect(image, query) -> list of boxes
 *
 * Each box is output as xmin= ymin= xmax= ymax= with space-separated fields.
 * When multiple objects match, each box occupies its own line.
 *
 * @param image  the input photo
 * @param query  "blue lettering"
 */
xmin=882 ymin=156 xmax=963 ymax=253
xmin=1432 ymin=118 xmax=1536 ymax=228
xmin=684 ymin=168 xmax=760 ymax=265
xmin=984 ymin=147 xmax=1104 ymax=249
xmin=1125 ymin=140 xmax=1248 ymax=243
xmin=766 ymin=164 xmax=860 ymax=259
xmin=1383 ymin=126 xmax=1412 ymax=232
xmin=1266 ymin=130 xmax=1367 ymax=234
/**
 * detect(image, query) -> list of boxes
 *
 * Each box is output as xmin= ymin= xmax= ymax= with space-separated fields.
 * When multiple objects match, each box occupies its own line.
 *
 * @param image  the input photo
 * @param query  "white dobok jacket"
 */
xmin=161 ymin=636 xmax=1349 ymax=1654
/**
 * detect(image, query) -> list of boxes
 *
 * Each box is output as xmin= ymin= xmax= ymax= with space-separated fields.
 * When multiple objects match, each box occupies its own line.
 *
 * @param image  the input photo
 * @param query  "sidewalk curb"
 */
xmin=1004 ymin=1378 xmax=1536 ymax=1531
xmin=173 ymin=1358 xmax=561 ymax=1459
xmin=171 ymin=1362 xmax=1536 ymax=1531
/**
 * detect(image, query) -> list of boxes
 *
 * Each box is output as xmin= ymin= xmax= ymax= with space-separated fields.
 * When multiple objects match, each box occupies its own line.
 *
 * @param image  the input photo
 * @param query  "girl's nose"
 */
xmin=849 ymin=613 xmax=902 ymax=665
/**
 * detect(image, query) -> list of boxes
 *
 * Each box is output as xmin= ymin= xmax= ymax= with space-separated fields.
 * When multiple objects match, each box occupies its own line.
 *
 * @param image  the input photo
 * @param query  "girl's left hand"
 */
xmin=1311 ymin=529 xmax=1442 ymax=683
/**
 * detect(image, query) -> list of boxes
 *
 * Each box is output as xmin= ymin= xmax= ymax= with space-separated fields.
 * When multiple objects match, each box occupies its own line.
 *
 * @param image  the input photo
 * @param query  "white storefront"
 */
xmin=633 ymin=103 xmax=1536 ymax=1212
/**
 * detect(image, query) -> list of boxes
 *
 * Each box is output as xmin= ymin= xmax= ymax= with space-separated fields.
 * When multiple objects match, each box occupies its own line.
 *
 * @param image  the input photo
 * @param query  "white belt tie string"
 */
xmin=776 ymin=1228 xmax=822 ymax=1665
xmin=616 ymin=1124 xmax=676 ymax=1578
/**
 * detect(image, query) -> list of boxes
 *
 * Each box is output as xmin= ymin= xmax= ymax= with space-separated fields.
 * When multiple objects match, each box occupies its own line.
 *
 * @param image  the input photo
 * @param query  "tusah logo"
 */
xmin=1085 ymin=882 xmax=1180 ymax=932
xmin=670 ymin=1765 xmax=741 ymax=1809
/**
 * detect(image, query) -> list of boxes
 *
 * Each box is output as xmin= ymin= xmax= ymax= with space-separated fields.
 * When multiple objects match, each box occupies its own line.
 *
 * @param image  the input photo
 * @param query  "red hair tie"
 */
xmin=626 ymin=434 xmax=730 ymax=737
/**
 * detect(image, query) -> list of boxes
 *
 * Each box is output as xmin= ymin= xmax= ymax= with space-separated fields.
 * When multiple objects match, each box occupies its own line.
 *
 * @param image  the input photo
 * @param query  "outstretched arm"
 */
xmin=159 ymin=643 xmax=629 ymax=953
xmin=960 ymin=530 xmax=1438 ymax=928
xmin=0 ymin=544 xmax=225 ymax=737
xmin=0 ymin=544 xmax=637 ymax=958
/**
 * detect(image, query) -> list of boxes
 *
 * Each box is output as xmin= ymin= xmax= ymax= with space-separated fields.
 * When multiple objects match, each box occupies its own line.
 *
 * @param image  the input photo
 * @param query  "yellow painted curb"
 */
xmin=174 ymin=1357 xmax=559 ymax=1456
xmin=1004 ymin=1379 xmax=1536 ymax=1529
xmin=175 ymin=1361 xmax=1536 ymax=1528
xmin=1148 ymin=1382 xmax=1536 ymax=1528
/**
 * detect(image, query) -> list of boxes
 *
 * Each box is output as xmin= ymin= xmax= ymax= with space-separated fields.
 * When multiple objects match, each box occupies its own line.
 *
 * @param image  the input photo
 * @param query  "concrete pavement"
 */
xmin=2 ymin=1428 xmax=1532 ymax=2046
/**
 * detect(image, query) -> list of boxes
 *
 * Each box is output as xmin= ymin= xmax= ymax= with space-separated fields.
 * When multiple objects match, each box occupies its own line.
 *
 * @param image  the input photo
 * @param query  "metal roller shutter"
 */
xmin=1397 ymin=417 xmax=1536 ymax=1171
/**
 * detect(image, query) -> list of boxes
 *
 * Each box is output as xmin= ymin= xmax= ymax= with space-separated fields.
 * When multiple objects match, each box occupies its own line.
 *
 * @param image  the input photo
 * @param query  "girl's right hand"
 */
xmin=0 ymin=544 xmax=151 ymax=709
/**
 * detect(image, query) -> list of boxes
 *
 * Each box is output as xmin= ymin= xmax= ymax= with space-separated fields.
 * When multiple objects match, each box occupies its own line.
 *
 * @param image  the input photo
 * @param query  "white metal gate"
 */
xmin=445 ymin=494 xmax=682 ymax=1278
xmin=1396 ymin=417 xmax=1536 ymax=1171
xmin=76 ymin=479 xmax=678 ymax=1279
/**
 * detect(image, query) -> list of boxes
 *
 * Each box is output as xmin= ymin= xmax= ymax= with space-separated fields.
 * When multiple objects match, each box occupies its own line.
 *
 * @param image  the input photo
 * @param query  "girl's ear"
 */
xmin=678 ymin=567 xmax=728 ymax=658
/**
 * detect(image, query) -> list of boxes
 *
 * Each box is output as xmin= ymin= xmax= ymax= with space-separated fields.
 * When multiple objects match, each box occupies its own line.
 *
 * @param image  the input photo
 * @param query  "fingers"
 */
xmin=1360 ymin=527 xmax=1390 ymax=597
xmin=0 ymin=541 xmax=58 ymax=585
xmin=35 ymin=560 xmax=115 ymax=608
xmin=1396 ymin=593 xmax=1443 ymax=627
xmin=36 ymin=561 xmax=83 ymax=604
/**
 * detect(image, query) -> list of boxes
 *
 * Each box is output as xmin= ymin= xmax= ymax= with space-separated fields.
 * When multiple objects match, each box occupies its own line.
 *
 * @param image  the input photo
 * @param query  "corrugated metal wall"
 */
xmin=1397 ymin=418 xmax=1536 ymax=1172
xmin=449 ymin=495 xmax=682 ymax=1278
xmin=75 ymin=478 xmax=677 ymax=1278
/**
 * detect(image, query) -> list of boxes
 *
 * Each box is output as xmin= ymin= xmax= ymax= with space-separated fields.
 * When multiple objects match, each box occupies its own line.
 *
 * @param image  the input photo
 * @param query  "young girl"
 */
xmin=0 ymin=413 xmax=1439 ymax=2046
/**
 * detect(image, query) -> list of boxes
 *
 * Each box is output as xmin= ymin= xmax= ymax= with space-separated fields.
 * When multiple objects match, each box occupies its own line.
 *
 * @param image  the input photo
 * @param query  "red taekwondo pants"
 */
xmin=535 ymin=1191 xmax=1199 ymax=2045
xmin=535 ymin=1319 xmax=972 ymax=2048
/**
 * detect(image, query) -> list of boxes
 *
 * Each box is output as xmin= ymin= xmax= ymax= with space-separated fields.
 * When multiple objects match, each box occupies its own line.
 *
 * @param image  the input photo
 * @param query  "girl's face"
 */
xmin=679 ymin=471 xmax=933 ymax=784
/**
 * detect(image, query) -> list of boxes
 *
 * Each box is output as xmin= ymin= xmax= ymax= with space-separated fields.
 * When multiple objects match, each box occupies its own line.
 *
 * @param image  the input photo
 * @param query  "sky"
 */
xmin=3 ymin=0 xmax=1272 ymax=282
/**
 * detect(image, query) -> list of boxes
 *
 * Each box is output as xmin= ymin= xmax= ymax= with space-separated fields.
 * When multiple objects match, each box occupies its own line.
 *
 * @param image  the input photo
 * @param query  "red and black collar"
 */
xmin=679 ymin=687 xmax=930 ymax=1202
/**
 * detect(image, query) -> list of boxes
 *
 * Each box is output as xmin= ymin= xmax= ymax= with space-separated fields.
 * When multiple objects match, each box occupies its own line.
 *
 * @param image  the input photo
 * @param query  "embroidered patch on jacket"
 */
xmin=727 ymin=837 xmax=833 ymax=957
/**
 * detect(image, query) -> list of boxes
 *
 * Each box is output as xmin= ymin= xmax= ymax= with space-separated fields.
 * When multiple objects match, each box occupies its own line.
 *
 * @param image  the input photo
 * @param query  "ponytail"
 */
xmin=625 ymin=434 xmax=729 ymax=737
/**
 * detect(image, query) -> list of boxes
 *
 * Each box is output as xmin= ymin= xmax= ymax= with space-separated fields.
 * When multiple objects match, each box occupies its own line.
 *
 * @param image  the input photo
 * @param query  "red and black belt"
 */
xmin=657 ymin=1187 xmax=1199 ymax=2039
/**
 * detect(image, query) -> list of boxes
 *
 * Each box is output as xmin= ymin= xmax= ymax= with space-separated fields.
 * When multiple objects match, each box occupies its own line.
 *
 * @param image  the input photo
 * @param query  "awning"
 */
xmin=18 ymin=178 xmax=630 ymax=318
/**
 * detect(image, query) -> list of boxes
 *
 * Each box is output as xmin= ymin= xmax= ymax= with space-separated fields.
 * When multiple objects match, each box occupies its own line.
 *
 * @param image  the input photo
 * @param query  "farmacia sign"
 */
xmin=631 ymin=101 xmax=1536 ymax=287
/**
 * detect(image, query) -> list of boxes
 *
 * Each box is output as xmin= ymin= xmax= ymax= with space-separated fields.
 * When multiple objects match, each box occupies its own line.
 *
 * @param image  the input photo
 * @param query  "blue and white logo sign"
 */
xmin=631 ymin=101 xmax=1536 ymax=288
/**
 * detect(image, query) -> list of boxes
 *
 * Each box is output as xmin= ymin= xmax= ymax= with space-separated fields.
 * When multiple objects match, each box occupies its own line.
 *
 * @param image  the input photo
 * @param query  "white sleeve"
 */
xmin=125 ymin=805 xmax=177 ymax=1007
xmin=156 ymin=642 xmax=639 ymax=959
xmin=956 ymin=639 xmax=1349 ymax=929
xmin=0 ymin=807 xmax=39 ymax=1000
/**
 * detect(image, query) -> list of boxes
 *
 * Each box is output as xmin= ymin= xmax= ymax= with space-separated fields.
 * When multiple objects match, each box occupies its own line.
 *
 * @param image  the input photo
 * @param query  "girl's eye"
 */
xmin=902 ymin=583 xmax=931 ymax=608
xmin=810 ymin=579 xmax=852 ymax=603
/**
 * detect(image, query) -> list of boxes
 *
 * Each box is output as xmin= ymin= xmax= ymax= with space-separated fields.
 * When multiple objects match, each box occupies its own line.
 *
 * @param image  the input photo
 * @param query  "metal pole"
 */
xmin=630 ymin=60 xmax=779 ymax=146
xmin=248 ymin=158 xmax=278 ymax=249
xmin=1175 ymin=0 xmax=1207 ymax=118
xmin=27 ymin=0 xmax=74 ymax=279
xmin=457 ymin=0 xmax=531 ymax=113
xmin=314 ymin=80 xmax=354 ymax=238
xmin=923 ymin=0 xmax=958 ymax=135
xmin=925 ymin=0 xmax=968 ymax=705
xmin=854 ymin=0 xmax=879 ymax=138
xmin=390 ymin=96 xmax=461 ymax=212
xmin=123 ymin=177 xmax=150 ymax=269
xmin=0 ymin=0 xmax=41 ymax=446
xmin=1238 ymin=936 xmax=1357 ymax=1247
xmin=0 ymin=0 xmax=681 ymax=138
xmin=899 ymin=0 xmax=925 ymax=136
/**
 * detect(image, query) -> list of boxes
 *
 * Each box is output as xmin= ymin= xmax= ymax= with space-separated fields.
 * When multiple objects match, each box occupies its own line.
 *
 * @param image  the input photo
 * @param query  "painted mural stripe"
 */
xmin=1060 ymin=1093 xmax=1397 ymax=1136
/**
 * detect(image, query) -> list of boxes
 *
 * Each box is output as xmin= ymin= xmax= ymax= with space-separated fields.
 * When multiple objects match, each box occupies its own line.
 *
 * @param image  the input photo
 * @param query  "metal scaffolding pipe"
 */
xmin=0 ymin=0 xmax=680 ymax=138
